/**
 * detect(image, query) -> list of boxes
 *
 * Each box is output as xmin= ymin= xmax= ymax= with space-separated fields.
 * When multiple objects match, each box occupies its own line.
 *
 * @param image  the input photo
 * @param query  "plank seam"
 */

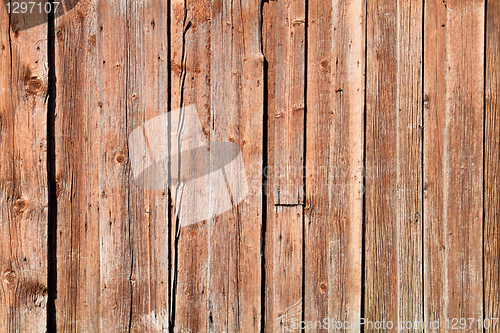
xmin=46 ymin=1 xmax=57 ymax=331
xmin=260 ymin=0 xmax=268 ymax=331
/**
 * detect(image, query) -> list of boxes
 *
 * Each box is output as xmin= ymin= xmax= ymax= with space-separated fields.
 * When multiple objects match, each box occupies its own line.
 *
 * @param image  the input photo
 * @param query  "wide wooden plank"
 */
xmin=365 ymin=0 xmax=423 ymax=329
xmin=305 ymin=0 xmax=364 ymax=331
xmin=170 ymin=0 xmax=263 ymax=332
xmin=0 ymin=4 xmax=48 ymax=332
xmin=485 ymin=0 xmax=500 ymax=330
xmin=424 ymin=0 xmax=484 ymax=331
xmin=54 ymin=0 xmax=170 ymax=331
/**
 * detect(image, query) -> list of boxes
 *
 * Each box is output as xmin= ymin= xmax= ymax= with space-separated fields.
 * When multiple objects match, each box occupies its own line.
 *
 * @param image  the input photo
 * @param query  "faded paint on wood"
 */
xmin=424 ymin=0 xmax=485 ymax=331
xmin=365 ymin=0 xmax=423 ymax=329
xmin=0 ymin=5 xmax=48 ymax=332
xmin=305 ymin=0 xmax=364 ymax=331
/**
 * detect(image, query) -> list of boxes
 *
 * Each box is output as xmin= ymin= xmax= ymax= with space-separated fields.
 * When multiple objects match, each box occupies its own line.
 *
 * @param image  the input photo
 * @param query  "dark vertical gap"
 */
xmin=302 ymin=0 xmax=308 ymax=328
xmin=421 ymin=0 xmax=426 ymax=330
xmin=482 ymin=1 xmax=488 ymax=331
xmin=360 ymin=0 xmax=368 ymax=331
xmin=259 ymin=0 xmax=268 ymax=331
xmin=166 ymin=0 xmax=174 ymax=331
xmin=47 ymin=0 xmax=57 ymax=331
xmin=169 ymin=3 xmax=190 ymax=332
xmin=125 ymin=2 xmax=134 ymax=333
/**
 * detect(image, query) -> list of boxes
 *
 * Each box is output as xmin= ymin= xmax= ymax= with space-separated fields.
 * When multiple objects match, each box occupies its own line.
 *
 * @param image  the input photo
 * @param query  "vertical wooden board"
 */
xmin=422 ymin=0 xmax=447 ymax=327
xmin=126 ymin=1 xmax=170 ymax=331
xmin=208 ymin=0 xmax=263 ymax=331
xmin=424 ymin=0 xmax=484 ymax=331
xmin=394 ymin=0 xmax=424 ymax=326
xmin=0 ymin=4 xmax=48 ymax=333
xmin=305 ymin=0 xmax=364 ymax=331
xmin=54 ymin=0 xmax=100 ymax=331
xmin=56 ymin=0 xmax=170 ymax=331
xmin=365 ymin=0 xmax=423 ymax=329
xmin=271 ymin=0 xmax=305 ymax=206
xmin=485 ymin=0 xmax=500 ymax=330
xmin=170 ymin=0 xmax=211 ymax=331
xmin=263 ymin=0 xmax=304 ymax=331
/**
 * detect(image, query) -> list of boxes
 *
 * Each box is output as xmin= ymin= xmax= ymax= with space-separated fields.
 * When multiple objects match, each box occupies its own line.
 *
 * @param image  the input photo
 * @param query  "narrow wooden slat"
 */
xmin=208 ymin=0 xmax=263 ymax=331
xmin=424 ymin=0 xmax=484 ymax=331
xmin=55 ymin=0 xmax=170 ymax=330
xmin=263 ymin=0 xmax=304 ymax=331
xmin=305 ymin=0 xmax=364 ymax=331
xmin=365 ymin=0 xmax=423 ymax=329
xmin=485 ymin=0 xmax=500 ymax=330
xmin=0 ymin=5 xmax=48 ymax=332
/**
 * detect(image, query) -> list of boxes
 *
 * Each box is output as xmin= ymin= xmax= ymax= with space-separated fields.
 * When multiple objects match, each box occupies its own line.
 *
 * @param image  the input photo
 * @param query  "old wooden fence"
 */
xmin=0 ymin=0 xmax=499 ymax=332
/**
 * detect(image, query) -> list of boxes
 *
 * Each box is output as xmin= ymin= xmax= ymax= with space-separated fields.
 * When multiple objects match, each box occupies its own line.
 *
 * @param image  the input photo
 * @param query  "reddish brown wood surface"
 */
xmin=0 ymin=4 xmax=48 ymax=332
xmin=54 ymin=0 xmax=170 ymax=331
xmin=0 ymin=0 xmax=498 ymax=331
xmin=305 ymin=0 xmax=364 ymax=331
xmin=424 ymin=1 xmax=485 ymax=332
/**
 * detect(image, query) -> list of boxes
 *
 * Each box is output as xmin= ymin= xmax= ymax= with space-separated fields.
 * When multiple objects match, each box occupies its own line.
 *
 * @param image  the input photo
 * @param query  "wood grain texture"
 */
xmin=268 ymin=0 xmax=305 ymax=206
xmin=170 ymin=0 xmax=263 ymax=332
xmin=485 ymin=0 xmax=500 ymax=330
xmin=424 ymin=0 xmax=484 ymax=331
xmin=55 ymin=0 xmax=170 ymax=331
xmin=207 ymin=0 xmax=263 ymax=331
xmin=170 ymin=0 xmax=211 ymax=331
xmin=263 ymin=0 xmax=304 ymax=331
xmin=0 ymin=5 xmax=48 ymax=332
xmin=305 ymin=0 xmax=364 ymax=331
xmin=365 ymin=0 xmax=423 ymax=329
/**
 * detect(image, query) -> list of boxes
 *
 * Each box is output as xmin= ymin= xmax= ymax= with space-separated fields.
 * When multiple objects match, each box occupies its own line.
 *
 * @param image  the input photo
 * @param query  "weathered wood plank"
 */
xmin=269 ymin=0 xmax=305 ymax=206
xmin=170 ymin=0 xmax=263 ymax=332
xmin=55 ymin=0 xmax=170 ymax=331
xmin=262 ymin=0 xmax=304 ymax=331
xmin=126 ymin=1 xmax=170 ymax=331
xmin=207 ymin=0 xmax=263 ymax=331
xmin=424 ymin=0 xmax=484 ymax=331
xmin=54 ymin=1 xmax=100 ymax=331
xmin=305 ymin=0 xmax=364 ymax=331
xmin=170 ymin=0 xmax=211 ymax=331
xmin=485 ymin=0 xmax=500 ymax=330
xmin=0 ymin=4 xmax=48 ymax=332
xmin=365 ymin=0 xmax=423 ymax=329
